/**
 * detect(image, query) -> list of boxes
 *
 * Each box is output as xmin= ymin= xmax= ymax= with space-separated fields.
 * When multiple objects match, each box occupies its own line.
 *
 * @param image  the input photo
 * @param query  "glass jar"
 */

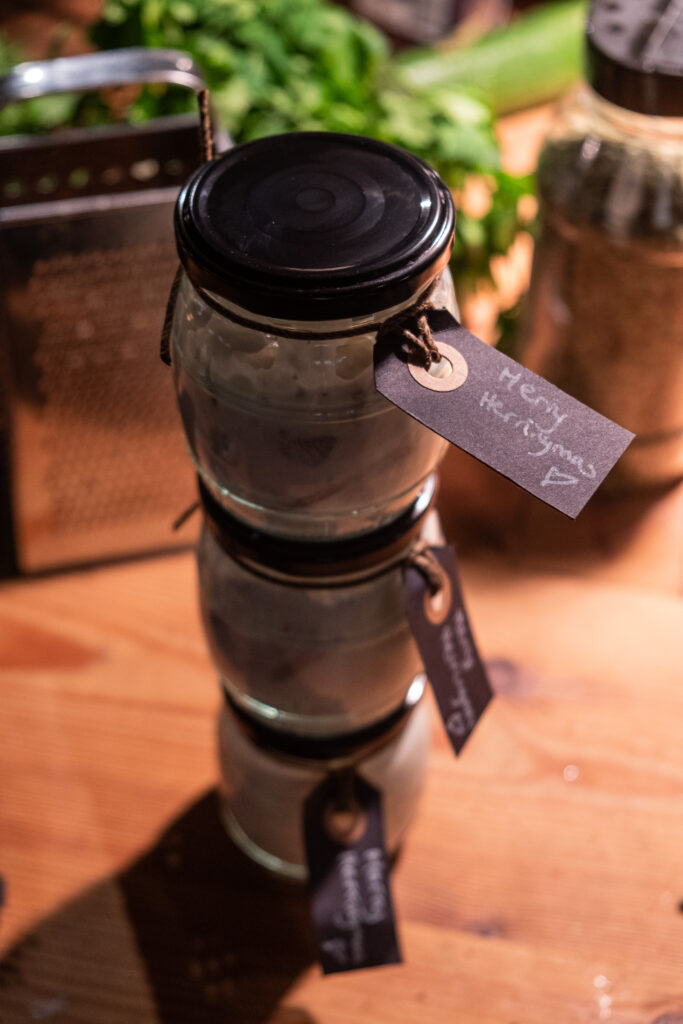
xmin=217 ymin=681 xmax=431 ymax=880
xmin=171 ymin=131 xmax=456 ymax=538
xmin=520 ymin=0 xmax=683 ymax=489
xmin=197 ymin=477 xmax=442 ymax=736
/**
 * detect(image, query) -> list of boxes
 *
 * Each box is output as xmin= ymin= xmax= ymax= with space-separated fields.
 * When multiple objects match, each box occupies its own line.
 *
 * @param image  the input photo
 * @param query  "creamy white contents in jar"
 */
xmin=217 ymin=685 xmax=432 ymax=880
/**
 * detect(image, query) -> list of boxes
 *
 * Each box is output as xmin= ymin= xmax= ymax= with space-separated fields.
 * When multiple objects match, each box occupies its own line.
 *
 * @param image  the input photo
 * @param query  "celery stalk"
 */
xmin=391 ymin=1 xmax=588 ymax=115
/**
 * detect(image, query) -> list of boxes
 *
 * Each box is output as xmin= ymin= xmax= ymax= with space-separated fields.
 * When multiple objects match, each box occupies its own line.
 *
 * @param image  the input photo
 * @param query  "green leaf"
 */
xmin=430 ymin=90 xmax=493 ymax=127
xmin=213 ymin=77 xmax=252 ymax=123
xmin=435 ymin=123 xmax=500 ymax=171
xmin=0 ymin=0 xmax=539 ymax=339
xmin=104 ymin=2 xmax=128 ymax=26
xmin=169 ymin=1 xmax=196 ymax=25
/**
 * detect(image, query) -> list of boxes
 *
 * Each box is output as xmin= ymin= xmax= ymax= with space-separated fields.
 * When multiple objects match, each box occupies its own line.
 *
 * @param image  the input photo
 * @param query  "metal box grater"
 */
xmin=0 ymin=50 xmax=213 ymax=574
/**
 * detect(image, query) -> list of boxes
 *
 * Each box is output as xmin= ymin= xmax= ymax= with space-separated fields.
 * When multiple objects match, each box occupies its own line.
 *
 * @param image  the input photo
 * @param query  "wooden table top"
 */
xmin=1 ymin=519 xmax=682 ymax=1024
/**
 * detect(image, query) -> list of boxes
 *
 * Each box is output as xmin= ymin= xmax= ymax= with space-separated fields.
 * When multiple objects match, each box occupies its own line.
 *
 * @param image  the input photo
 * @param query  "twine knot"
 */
xmin=376 ymin=282 xmax=441 ymax=370
xmin=407 ymin=540 xmax=443 ymax=596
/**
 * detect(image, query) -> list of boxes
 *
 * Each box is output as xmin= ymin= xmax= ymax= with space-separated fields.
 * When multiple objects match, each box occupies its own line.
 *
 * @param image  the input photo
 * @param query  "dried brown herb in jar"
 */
xmin=520 ymin=0 xmax=683 ymax=490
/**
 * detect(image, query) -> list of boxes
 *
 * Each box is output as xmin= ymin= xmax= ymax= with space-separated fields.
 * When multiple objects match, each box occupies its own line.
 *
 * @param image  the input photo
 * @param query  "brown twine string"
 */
xmin=172 ymin=499 xmax=200 ymax=532
xmin=160 ymin=90 xmax=217 ymax=366
xmin=324 ymin=768 xmax=366 ymax=844
xmin=406 ymin=539 xmax=443 ymax=596
xmin=332 ymin=767 xmax=357 ymax=814
xmin=197 ymin=88 xmax=215 ymax=163
xmin=376 ymin=279 xmax=441 ymax=369
xmin=160 ymin=264 xmax=183 ymax=366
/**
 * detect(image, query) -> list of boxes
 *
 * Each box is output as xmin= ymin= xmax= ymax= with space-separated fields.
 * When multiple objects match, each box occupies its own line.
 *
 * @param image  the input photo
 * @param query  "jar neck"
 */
xmin=233 ymin=545 xmax=408 ymax=588
xmin=222 ymin=675 xmax=426 ymax=768
xmin=200 ymin=474 xmax=437 ymax=587
xmin=189 ymin=270 xmax=447 ymax=340
xmin=580 ymin=83 xmax=683 ymax=144
xmin=204 ymin=518 xmax=432 ymax=589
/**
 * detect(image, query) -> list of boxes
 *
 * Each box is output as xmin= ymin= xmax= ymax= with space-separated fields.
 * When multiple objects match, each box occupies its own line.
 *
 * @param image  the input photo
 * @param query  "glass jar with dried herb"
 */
xmin=170 ymin=131 xmax=456 ymax=539
xmin=520 ymin=0 xmax=683 ymax=489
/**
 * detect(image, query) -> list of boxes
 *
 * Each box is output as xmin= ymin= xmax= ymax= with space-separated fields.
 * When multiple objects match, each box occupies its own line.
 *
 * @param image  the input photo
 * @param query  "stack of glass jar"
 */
xmin=169 ymin=131 xmax=457 ymax=879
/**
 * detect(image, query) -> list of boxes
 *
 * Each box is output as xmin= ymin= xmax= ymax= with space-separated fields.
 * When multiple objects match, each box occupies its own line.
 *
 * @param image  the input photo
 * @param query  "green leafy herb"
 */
xmin=0 ymin=0 xmax=578 ymax=332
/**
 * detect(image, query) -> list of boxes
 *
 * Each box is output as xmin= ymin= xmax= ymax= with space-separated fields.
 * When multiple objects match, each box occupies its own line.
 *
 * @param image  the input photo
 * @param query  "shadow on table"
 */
xmin=0 ymin=789 xmax=318 ymax=1024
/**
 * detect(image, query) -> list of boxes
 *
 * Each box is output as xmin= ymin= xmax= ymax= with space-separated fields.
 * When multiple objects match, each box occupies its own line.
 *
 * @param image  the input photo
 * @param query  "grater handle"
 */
xmin=0 ymin=48 xmax=208 ymax=110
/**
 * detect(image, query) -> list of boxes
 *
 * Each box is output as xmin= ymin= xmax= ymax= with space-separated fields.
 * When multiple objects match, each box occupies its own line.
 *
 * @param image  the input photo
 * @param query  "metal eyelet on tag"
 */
xmin=423 ymin=566 xmax=452 ymax=625
xmin=409 ymin=341 xmax=468 ymax=393
xmin=324 ymin=801 xmax=367 ymax=845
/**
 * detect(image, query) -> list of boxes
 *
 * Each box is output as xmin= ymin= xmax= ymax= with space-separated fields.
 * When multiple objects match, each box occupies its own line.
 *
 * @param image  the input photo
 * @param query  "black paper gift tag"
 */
xmin=404 ymin=545 xmax=492 ymax=756
xmin=304 ymin=773 xmax=401 ymax=975
xmin=375 ymin=310 xmax=635 ymax=519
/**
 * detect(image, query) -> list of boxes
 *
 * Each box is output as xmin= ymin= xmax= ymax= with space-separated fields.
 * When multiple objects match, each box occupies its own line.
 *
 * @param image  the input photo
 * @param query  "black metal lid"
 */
xmin=175 ymin=131 xmax=455 ymax=320
xmin=586 ymin=0 xmax=683 ymax=116
xmin=199 ymin=474 xmax=436 ymax=583
xmin=222 ymin=675 xmax=425 ymax=763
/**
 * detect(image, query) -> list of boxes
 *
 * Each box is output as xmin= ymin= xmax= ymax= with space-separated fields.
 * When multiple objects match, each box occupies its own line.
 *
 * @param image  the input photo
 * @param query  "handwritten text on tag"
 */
xmin=375 ymin=310 xmax=635 ymax=519
xmin=304 ymin=774 xmax=401 ymax=974
xmin=404 ymin=545 xmax=493 ymax=756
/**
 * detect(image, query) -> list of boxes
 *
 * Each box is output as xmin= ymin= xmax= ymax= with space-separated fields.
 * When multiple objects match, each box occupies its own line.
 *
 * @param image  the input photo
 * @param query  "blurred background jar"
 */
xmin=171 ymin=132 xmax=457 ymax=540
xmin=197 ymin=477 xmax=442 ymax=737
xmin=217 ymin=680 xmax=431 ymax=880
xmin=338 ymin=0 xmax=512 ymax=48
xmin=520 ymin=0 xmax=683 ymax=491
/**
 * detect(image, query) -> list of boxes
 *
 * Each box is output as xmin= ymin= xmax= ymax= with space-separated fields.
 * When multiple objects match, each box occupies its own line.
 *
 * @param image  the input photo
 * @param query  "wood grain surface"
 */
xmin=1 ymin=539 xmax=682 ymax=1024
